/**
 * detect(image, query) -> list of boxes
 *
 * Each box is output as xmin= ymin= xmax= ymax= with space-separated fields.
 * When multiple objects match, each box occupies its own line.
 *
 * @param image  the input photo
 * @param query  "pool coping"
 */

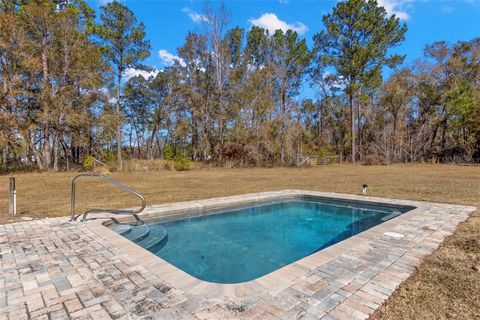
xmin=85 ymin=189 xmax=476 ymax=300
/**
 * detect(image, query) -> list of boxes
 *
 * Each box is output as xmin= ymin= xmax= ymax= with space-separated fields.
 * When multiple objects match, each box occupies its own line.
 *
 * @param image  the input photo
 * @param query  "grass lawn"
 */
xmin=1 ymin=164 xmax=479 ymax=319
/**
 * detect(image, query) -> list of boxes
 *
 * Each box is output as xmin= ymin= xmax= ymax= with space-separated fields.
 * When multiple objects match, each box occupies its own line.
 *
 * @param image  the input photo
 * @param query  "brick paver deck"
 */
xmin=0 ymin=191 xmax=476 ymax=320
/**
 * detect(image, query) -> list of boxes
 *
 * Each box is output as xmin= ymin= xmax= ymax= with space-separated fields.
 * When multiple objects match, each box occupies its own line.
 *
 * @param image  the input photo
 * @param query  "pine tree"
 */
xmin=313 ymin=0 xmax=407 ymax=162
xmin=95 ymin=1 xmax=150 ymax=170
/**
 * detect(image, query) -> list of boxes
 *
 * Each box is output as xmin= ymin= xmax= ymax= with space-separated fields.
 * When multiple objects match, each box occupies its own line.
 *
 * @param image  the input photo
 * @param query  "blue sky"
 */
xmin=88 ymin=0 xmax=480 ymax=95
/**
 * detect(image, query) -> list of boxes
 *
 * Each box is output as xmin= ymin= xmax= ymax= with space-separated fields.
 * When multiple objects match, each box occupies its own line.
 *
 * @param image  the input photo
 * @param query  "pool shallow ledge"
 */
xmin=86 ymin=189 xmax=473 ymax=299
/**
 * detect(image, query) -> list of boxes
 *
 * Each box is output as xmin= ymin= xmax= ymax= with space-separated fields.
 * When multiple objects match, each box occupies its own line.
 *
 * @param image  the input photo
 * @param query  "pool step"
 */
xmin=123 ymin=224 xmax=150 ymax=242
xmin=135 ymin=225 xmax=168 ymax=252
xmin=110 ymin=224 xmax=133 ymax=236
xmin=110 ymin=223 xmax=168 ymax=252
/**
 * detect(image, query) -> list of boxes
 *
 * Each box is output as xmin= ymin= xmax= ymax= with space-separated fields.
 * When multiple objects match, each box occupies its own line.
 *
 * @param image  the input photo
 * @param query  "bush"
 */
xmin=220 ymin=142 xmax=265 ymax=166
xmin=0 ymin=163 xmax=38 ymax=174
xmin=163 ymin=145 xmax=174 ymax=161
xmin=101 ymin=151 xmax=116 ymax=168
xmin=317 ymin=147 xmax=333 ymax=158
xmin=83 ymin=156 xmax=95 ymax=171
xmin=174 ymin=154 xmax=190 ymax=171
xmin=363 ymin=154 xmax=383 ymax=165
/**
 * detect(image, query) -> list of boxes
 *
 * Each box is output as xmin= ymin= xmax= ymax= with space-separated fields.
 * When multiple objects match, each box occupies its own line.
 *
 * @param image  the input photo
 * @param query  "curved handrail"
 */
xmin=70 ymin=173 xmax=146 ymax=222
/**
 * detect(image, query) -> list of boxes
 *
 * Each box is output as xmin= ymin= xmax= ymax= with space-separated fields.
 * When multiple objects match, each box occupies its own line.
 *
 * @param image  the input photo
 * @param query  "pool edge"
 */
xmin=86 ymin=190 xmax=476 ymax=299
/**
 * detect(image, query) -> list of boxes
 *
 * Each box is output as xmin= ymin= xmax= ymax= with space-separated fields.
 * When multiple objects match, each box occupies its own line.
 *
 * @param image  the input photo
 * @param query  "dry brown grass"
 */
xmin=0 ymin=164 xmax=479 ymax=319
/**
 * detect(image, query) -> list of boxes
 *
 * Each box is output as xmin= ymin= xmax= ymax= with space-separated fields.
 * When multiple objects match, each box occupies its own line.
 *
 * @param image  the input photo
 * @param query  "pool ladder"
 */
xmin=70 ymin=173 xmax=146 ymax=222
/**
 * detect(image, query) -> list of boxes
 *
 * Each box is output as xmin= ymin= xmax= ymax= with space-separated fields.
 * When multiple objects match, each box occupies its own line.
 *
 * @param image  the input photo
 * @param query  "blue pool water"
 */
xmin=110 ymin=197 xmax=414 ymax=283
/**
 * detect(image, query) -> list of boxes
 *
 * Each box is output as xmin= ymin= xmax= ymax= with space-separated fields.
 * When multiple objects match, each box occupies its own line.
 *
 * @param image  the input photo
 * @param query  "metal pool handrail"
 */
xmin=70 ymin=173 xmax=146 ymax=222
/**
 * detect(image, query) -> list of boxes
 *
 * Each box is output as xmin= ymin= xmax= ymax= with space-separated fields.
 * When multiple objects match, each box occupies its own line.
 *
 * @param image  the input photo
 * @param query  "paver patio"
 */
xmin=0 ymin=190 xmax=476 ymax=320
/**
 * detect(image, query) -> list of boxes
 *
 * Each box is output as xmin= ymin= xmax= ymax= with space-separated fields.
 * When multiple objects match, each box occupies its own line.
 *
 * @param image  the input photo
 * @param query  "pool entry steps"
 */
xmin=70 ymin=173 xmax=147 ymax=222
xmin=110 ymin=223 xmax=168 ymax=253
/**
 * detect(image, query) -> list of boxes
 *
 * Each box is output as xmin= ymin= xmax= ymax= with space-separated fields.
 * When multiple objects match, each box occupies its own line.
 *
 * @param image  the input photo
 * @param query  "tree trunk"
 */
xmin=2 ymin=146 xmax=8 ymax=169
xmin=1 ymin=55 xmax=11 ymax=170
xmin=128 ymin=127 xmax=133 ymax=154
xmin=441 ymin=119 xmax=447 ymax=151
xmin=116 ymin=72 xmax=123 ymax=170
xmin=280 ymin=79 xmax=287 ymax=164
xmin=392 ymin=112 xmax=398 ymax=161
xmin=53 ymin=135 xmax=59 ymax=171
xmin=40 ymin=35 xmax=53 ymax=171
xmin=349 ymin=93 xmax=356 ymax=163
xmin=147 ymin=125 xmax=158 ymax=160
xmin=60 ymin=139 xmax=70 ymax=171
xmin=357 ymin=102 xmax=361 ymax=161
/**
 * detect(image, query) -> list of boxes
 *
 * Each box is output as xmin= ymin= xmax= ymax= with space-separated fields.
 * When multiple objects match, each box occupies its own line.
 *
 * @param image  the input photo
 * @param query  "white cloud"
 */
xmin=249 ymin=13 xmax=309 ymax=35
xmin=377 ymin=0 xmax=413 ymax=20
xmin=441 ymin=5 xmax=454 ymax=13
xmin=124 ymin=68 xmax=160 ymax=80
xmin=158 ymin=49 xmax=186 ymax=67
xmin=182 ymin=7 xmax=209 ymax=24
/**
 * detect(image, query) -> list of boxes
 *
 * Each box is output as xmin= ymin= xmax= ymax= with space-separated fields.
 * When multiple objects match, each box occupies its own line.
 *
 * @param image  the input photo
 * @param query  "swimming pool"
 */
xmin=110 ymin=196 xmax=414 ymax=284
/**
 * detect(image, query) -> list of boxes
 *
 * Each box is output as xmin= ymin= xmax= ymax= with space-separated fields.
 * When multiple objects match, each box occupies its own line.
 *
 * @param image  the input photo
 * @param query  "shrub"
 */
xmin=220 ymin=143 xmax=264 ymax=166
xmin=163 ymin=145 xmax=174 ymax=161
xmin=0 ymin=163 xmax=38 ymax=174
xmin=101 ymin=151 xmax=116 ymax=166
xmin=83 ymin=156 xmax=95 ymax=171
xmin=317 ymin=147 xmax=334 ymax=159
xmin=174 ymin=154 xmax=190 ymax=171
xmin=363 ymin=154 xmax=383 ymax=165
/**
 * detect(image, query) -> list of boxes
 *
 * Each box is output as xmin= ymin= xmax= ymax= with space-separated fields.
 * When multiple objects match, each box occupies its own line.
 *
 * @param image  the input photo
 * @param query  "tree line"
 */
xmin=1 ymin=0 xmax=479 ymax=172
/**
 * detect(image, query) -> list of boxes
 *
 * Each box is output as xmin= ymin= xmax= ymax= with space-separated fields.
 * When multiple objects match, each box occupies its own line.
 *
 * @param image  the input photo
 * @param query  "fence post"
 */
xmin=9 ymin=177 xmax=16 ymax=215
